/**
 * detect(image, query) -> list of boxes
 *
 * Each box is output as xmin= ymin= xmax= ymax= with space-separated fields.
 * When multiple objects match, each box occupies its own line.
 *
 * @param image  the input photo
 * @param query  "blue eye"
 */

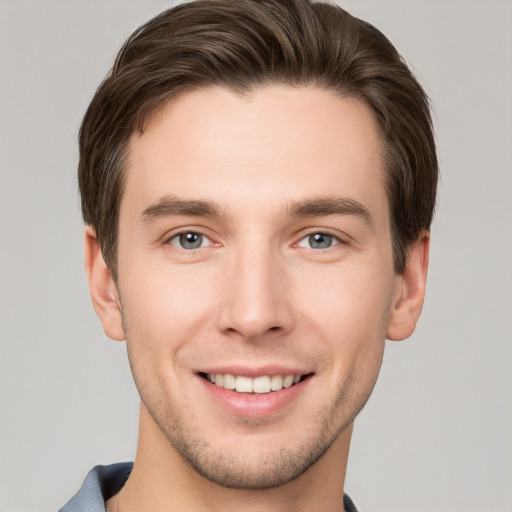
xmin=169 ymin=232 xmax=209 ymax=250
xmin=297 ymin=233 xmax=339 ymax=249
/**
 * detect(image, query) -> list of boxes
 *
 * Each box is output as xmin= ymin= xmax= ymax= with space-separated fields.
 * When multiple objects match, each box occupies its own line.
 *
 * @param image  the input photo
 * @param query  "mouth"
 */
xmin=199 ymin=372 xmax=313 ymax=394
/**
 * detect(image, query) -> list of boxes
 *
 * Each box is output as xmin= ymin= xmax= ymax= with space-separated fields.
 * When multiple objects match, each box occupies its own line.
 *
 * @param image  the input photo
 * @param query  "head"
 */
xmin=81 ymin=0 xmax=437 ymax=492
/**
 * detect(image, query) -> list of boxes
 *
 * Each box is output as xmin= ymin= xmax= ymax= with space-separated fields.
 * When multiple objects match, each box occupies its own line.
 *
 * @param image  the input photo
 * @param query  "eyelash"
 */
xmin=295 ymin=231 xmax=343 ymax=250
xmin=165 ymin=229 xmax=345 ymax=251
xmin=166 ymin=231 xmax=215 ymax=250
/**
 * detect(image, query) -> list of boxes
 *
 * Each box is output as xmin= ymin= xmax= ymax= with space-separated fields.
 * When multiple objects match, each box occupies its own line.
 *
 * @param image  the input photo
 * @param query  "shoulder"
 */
xmin=58 ymin=462 xmax=133 ymax=512
xmin=344 ymin=493 xmax=360 ymax=512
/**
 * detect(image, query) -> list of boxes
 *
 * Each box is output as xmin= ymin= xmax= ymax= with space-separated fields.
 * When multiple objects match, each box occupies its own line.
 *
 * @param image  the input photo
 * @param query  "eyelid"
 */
xmin=296 ymin=234 xmax=340 ymax=249
xmin=163 ymin=227 xmax=220 ymax=248
xmin=294 ymin=229 xmax=347 ymax=248
xmin=162 ymin=226 xmax=349 ymax=250
xmin=168 ymin=233 xmax=210 ymax=249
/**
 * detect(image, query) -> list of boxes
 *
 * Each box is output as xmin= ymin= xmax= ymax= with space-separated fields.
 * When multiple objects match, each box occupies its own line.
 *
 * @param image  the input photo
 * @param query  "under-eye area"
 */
xmin=198 ymin=373 xmax=314 ymax=394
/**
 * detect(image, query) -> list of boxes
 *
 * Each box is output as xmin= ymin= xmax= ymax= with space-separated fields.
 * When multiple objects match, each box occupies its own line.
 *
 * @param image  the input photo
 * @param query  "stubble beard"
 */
xmin=122 ymin=307 xmax=384 ymax=490
xmin=130 ymin=356 xmax=378 ymax=491
xmin=146 ymin=400 xmax=345 ymax=490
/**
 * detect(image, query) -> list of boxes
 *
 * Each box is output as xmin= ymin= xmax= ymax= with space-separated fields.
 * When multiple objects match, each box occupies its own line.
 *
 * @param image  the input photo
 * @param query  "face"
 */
xmin=107 ymin=86 xmax=406 ymax=488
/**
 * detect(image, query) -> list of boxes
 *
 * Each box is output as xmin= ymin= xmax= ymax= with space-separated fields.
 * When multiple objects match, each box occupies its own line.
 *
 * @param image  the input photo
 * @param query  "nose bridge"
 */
xmin=218 ymin=238 xmax=293 ymax=339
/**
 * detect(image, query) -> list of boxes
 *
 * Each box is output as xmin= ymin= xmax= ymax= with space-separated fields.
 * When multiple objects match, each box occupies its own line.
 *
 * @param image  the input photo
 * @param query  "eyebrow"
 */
xmin=286 ymin=197 xmax=373 ymax=227
xmin=139 ymin=195 xmax=373 ymax=227
xmin=139 ymin=196 xmax=221 ymax=223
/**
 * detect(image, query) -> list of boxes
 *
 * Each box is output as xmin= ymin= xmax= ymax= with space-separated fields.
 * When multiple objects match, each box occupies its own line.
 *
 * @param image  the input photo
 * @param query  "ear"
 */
xmin=386 ymin=231 xmax=430 ymax=341
xmin=84 ymin=226 xmax=125 ymax=341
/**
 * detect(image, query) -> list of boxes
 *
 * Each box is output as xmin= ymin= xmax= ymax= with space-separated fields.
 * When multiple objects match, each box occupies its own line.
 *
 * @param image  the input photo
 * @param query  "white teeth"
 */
xmin=252 ymin=376 xmax=271 ymax=394
xmin=205 ymin=373 xmax=303 ymax=394
xmin=223 ymin=373 xmax=236 ymax=390
xmin=283 ymin=375 xmax=294 ymax=388
xmin=270 ymin=375 xmax=283 ymax=391
xmin=235 ymin=376 xmax=253 ymax=393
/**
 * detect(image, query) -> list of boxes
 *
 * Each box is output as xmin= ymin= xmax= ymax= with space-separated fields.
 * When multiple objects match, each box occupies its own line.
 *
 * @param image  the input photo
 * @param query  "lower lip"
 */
xmin=199 ymin=376 xmax=311 ymax=418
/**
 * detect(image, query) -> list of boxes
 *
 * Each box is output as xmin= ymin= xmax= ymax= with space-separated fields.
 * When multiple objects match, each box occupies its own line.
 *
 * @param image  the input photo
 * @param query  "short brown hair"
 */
xmin=79 ymin=0 xmax=438 ymax=278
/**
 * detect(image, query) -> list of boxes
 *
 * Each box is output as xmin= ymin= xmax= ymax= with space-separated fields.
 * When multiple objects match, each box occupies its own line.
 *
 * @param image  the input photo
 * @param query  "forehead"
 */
xmin=123 ymin=85 xmax=387 ymax=220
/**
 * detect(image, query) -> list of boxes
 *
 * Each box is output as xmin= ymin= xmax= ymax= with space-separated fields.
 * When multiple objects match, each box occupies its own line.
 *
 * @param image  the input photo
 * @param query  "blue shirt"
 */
xmin=59 ymin=462 xmax=359 ymax=512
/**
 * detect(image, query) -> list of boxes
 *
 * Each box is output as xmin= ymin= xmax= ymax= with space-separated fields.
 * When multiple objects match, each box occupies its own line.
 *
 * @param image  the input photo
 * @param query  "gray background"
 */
xmin=1 ymin=1 xmax=511 ymax=511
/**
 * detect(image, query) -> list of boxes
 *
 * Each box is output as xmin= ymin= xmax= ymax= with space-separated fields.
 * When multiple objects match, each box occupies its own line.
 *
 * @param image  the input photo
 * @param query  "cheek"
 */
xmin=120 ymin=265 xmax=218 ymax=406
xmin=119 ymin=262 xmax=217 ymax=353
xmin=298 ymin=260 xmax=395 ymax=332
xmin=295 ymin=261 xmax=394 ymax=375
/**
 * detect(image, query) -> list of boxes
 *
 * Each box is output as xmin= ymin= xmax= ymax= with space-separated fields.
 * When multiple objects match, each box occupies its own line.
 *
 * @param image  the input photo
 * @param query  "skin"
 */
xmin=85 ymin=85 xmax=429 ymax=512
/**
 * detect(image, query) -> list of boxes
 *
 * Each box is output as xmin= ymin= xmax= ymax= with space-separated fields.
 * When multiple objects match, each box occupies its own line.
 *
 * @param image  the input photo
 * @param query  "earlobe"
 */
xmin=84 ymin=226 xmax=126 ymax=341
xmin=386 ymin=231 xmax=430 ymax=341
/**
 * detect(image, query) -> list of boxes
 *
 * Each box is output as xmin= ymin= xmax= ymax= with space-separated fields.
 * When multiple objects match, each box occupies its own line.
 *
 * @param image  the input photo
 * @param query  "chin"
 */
xmin=148 ymin=398 xmax=353 ymax=490
xmin=173 ymin=434 xmax=338 ymax=490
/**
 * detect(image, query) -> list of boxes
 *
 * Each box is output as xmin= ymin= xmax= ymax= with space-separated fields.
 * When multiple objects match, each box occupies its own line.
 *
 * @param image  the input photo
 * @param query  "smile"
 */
xmin=202 ymin=373 xmax=307 ymax=394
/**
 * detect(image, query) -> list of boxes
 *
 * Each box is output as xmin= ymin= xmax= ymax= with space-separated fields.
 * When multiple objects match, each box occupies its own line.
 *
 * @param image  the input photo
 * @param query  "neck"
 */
xmin=107 ymin=404 xmax=352 ymax=512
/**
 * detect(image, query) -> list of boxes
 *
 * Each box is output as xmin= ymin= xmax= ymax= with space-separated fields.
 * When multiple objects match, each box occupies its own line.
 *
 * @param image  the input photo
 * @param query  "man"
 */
xmin=61 ymin=0 xmax=437 ymax=510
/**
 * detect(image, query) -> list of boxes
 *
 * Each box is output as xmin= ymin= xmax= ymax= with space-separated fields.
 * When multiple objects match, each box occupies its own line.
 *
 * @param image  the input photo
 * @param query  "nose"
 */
xmin=216 ymin=245 xmax=294 ymax=341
